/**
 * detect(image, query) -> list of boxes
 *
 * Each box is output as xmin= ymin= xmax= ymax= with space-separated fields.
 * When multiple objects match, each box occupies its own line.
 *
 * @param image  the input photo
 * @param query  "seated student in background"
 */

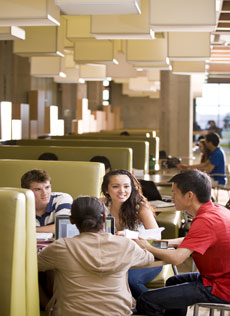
xmin=90 ymin=155 xmax=111 ymax=174
xmin=178 ymin=138 xmax=211 ymax=171
xmin=38 ymin=152 xmax=58 ymax=160
xmin=38 ymin=196 xmax=155 ymax=316
xmin=101 ymin=169 xmax=162 ymax=300
xmin=133 ymin=170 xmax=230 ymax=316
xmin=178 ymin=133 xmax=226 ymax=185
xmin=21 ymin=169 xmax=73 ymax=234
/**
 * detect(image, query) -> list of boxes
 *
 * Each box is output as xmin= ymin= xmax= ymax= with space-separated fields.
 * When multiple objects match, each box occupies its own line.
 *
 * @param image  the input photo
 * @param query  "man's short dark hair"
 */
xmin=170 ymin=170 xmax=211 ymax=203
xmin=205 ymin=132 xmax=220 ymax=147
xmin=90 ymin=156 xmax=111 ymax=171
xmin=21 ymin=169 xmax=51 ymax=189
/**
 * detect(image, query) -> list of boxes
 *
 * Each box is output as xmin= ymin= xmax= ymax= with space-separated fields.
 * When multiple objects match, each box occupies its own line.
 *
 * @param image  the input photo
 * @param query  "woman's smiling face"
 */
xmin=106 ymin=174 xmax=132 ymax=204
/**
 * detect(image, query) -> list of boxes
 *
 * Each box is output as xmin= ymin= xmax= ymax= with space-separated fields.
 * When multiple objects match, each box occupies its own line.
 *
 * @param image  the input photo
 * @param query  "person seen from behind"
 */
xmin=38 ymin=196 xmax=155 ymax=316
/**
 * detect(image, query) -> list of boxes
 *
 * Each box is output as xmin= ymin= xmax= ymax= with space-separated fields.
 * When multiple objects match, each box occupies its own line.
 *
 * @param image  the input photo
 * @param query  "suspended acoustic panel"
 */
xmin=63 ymin=51 xmax=77 ymax=68
xmin=106 ymin=52 xmax=139 ymax=78
xmin=54 ymin=53 xmax=80 ymax=83
xmin=60 ymin=16 xmax=73 ymax=51
xmin=30 ymin=56 xmax=65 ymax=77
xmin=74 ymin=39 xmax=114 ymax=63
xmin=113 ymin=78 xmax=129 ymax=84
xmin=126 ymin=37 xmax=168 ymax=64
xmin=133 ymin=62 xmax=171 ymax=70
xmin=168 ymin=32 xmax=211 ymax=60
xmin=129 ymin=77 xmax=159 ymax=92
xmin=54 ymin=67 xmax=80 ymax=83
xmin=91 ymin=0 xmax=154 ymax=39
xmin=79 ymin=64 xmax=107 ymax=81
xmin=172 ymin=61 xmax=206 ymax=74
xmin=13 ymin=26 xmax=64 ymax=57
xmin=65 ymin=16 xmax=93 ymax=41
xmin=150 ymin=0 xmax=216 ymax=32
xmin=0 ymin=0 xmax=60 ymax=26
xmin=146 ymin=69 xmax=160 ymax=81
xmin=122 ymin=83 xmax=160 ymax=98
xmin=0 ymin=26 xmax=25 ymax=40
xmin=55 ymin=0 xmax=141 ymax=15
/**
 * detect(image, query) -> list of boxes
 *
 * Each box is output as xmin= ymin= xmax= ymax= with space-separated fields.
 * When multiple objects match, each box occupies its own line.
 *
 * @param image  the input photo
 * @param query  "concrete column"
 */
xmin=160 ymin=71 xmax=193 ymax=163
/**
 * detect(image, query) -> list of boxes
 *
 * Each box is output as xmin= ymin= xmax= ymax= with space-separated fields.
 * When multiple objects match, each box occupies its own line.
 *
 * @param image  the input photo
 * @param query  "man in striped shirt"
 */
xmin=21 ymin=169 xmax=73 ymax=234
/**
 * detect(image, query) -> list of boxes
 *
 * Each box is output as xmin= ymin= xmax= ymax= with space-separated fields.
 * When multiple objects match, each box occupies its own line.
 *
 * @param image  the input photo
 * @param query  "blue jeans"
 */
xmin=136 ymin=272 xmax=230 ymax=316
xmin=128 ymin=266 xmax=163 ymax=300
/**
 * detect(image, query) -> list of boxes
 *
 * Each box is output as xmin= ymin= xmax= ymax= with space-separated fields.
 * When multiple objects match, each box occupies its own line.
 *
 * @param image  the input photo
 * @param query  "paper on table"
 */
xmin=36 ymin=232 xmax=53 ymax=241
xmin=150 ymin=200 xmax=175 ymax=208
xmin=124 ymin=227 xmax=165 ymax=240
xmin=132 ymin=168 xmax=144 ymax=177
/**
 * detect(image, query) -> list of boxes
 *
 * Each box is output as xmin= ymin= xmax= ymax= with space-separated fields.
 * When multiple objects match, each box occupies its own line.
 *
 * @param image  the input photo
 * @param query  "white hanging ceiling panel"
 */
xmin=0 ymin=0 xmax=60 ymax=26
xmin=106 ymin=52 xmax=139 ymax=78
xmin=74 ymin=39 xmax=114 ymax=63
xmin=30 ymin=56 xmax=65 ymax=77
xmin=91 ymin=0 xmax=154 ymax=39
xmin=150 ymin=0 xmax=216 ymax=31
xmin=79 ymin=64 xmax=107 ymax=81
xmin=171 ymin=61 xmax=206 ymax=74
xmin=0 ymin=26 xmax=25 ymax=40
xmin=55 ymin=0 xmax=141 ymax=15
xmin=168 ymin=32 xmax=211 ymax=60
xmin=126 ymin=37 xmax=168 ymax=64
xmin=13 ymin=26 xmax=64 ymax=57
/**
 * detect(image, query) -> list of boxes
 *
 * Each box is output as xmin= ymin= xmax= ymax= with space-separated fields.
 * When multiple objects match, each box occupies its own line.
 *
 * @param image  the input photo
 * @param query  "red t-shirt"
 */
xmin=179 ymin=201 xmax=230 ymax=301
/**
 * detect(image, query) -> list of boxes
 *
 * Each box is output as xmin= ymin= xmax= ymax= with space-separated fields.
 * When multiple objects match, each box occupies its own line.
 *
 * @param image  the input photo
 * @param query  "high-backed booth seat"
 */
xmin=99 ymin=129 xmax=159 ymax=137
xmin=0 ymin=188 xmax=40 ymax=316
xmin=146 ymin=264 xmax=175 ymax=289
xmin=53 ymin=128 xmax=158 ymax=137
xmin=50 ymin=134 xmax=159 ymax=170
xmin=0 ymin=160 xmax=105 ymax=198
xmin=5 ymin=139 xmax=149 ymax=174
xmin=0 ymin=189 xmax=27 ymax=316
xmin=156 ymin=211 xmax=182 ymax=239
xmin=0 ymin=145 xmax=132 ymax=172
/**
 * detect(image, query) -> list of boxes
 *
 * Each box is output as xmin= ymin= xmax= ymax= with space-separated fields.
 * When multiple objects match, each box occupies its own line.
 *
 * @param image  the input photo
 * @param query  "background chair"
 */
xmin=193 ymin=302 xmax=230 ymax=316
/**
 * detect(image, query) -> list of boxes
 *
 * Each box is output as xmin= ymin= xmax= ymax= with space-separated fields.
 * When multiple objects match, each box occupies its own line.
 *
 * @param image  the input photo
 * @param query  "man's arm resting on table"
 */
xmin=135 ymin=239 xmax=193 ymax=266
xmin=203 ymin=162 xmax=215 ymax=174
xmin=36 ymin=223 xmax=55 ymax=234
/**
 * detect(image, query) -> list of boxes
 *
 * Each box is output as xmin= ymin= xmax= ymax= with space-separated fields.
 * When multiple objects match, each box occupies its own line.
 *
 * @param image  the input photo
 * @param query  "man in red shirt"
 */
xmin=134 ymin=169 xmax=230 ymax=316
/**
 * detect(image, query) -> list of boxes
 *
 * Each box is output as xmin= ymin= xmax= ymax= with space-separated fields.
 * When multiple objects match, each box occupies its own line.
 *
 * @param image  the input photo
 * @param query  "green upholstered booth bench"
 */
xmin=51 ymin=134 xmax=159 ymax=169
xmin=0 ymin=159 xmax=104 ymax=198
xmin=0 ymin=145 xmax=132 ymax=172
xmin=5 ymin=139 xmax=149 ymax=174
xmin=156 ymin=211 xmax=182 ymax=239
xmin=0 ymin=188 xmax=40 ymax=316
xmin=145 ymin=264 xmax=174 ymax=289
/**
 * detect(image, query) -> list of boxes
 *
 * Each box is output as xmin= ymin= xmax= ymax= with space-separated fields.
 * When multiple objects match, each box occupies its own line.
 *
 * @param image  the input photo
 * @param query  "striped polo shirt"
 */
xmin=36 ymin=192 xmax=73 ymax=227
